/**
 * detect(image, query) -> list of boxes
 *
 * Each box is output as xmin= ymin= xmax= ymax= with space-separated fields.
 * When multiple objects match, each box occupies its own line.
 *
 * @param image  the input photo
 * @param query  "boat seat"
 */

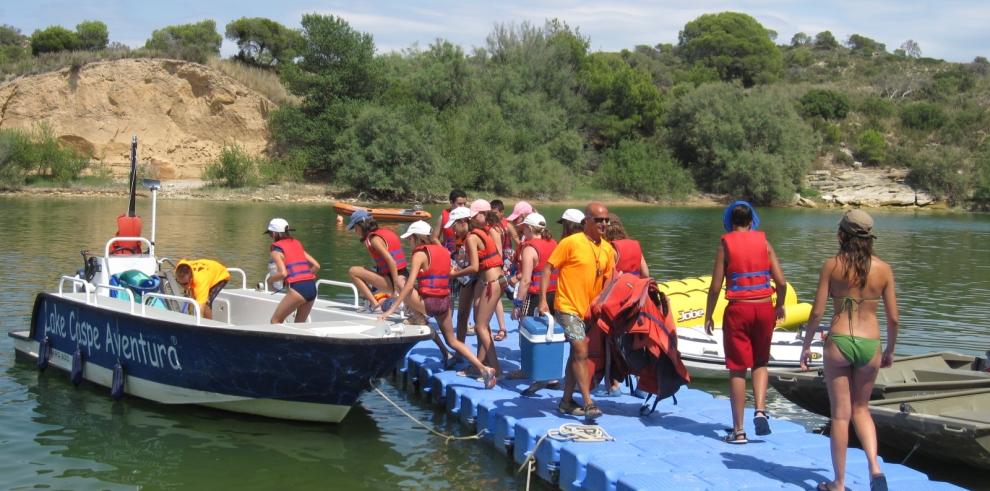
xmin=912 ymin=368 xmax=990 ymax=382
xmin=939 ymin=410 xmax=990 ymax=425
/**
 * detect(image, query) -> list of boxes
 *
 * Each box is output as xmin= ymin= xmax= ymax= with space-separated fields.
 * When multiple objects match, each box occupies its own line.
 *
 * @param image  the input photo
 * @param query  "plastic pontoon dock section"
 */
xmin=392 ymin=316 xmax=960 ymax=491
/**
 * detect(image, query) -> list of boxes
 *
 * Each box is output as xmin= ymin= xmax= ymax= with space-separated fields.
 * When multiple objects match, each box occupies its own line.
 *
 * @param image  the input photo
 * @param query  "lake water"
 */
xmin=1 ymin=196 xmax=987 ymax=489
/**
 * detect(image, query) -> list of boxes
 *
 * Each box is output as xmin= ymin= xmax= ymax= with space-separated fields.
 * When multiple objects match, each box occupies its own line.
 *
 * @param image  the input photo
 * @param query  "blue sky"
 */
xmin=3 ymin=0 xmax=988 ymax=62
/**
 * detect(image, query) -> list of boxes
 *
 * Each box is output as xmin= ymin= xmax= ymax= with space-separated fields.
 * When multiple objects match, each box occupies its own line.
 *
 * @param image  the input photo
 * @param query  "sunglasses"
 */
xmin=591 ymin=217 xmax=610 ymax=224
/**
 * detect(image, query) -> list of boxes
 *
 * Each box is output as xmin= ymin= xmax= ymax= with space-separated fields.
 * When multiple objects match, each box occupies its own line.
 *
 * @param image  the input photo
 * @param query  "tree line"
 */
xmin=1 ymin=12 xmax=988 ymax=209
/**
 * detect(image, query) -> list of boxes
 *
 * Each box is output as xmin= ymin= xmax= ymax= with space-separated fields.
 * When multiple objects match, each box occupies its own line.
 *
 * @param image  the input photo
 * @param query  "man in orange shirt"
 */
xmin=538 ymin=202 xmax=615 ymax=420
xmin=175 ymin=258 xmax=231 ymax=320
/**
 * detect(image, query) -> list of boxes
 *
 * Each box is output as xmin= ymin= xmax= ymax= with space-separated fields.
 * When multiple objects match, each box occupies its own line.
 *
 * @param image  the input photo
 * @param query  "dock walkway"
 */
xmin=394 ymin=317 xmax=960 ymax=490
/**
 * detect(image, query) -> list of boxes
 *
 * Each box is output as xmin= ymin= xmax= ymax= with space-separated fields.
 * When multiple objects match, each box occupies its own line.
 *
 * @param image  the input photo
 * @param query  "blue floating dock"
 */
xmin=395 ymin=315 xmax=961 ymax=490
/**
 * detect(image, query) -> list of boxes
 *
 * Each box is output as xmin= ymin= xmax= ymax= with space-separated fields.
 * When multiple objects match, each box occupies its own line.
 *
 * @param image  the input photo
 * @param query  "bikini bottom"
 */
xmin=829 ymin=334 xmax=880 ymax=368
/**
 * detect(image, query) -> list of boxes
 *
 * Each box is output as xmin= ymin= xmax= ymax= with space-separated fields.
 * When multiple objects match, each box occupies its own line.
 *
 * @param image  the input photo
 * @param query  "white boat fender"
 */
xmin=70 ymin=347 xmax=84 ymax=386
xmin=36 ymin=336 xmax=51 ymax=371
xmin=111 ymin=363 xmax=125 ymax=400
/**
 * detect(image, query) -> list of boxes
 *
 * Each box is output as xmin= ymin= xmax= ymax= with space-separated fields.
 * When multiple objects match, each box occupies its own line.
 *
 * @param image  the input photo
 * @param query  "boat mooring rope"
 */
xmin=371 ymin=382 xmax=487 ymax=444
xmin=517 ymin=424 xmax=615 ymax=491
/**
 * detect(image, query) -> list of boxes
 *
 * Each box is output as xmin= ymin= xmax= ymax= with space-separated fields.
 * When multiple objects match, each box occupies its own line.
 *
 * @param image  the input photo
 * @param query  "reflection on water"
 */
xmin=1 ymin=196 xmax=987 ymax=488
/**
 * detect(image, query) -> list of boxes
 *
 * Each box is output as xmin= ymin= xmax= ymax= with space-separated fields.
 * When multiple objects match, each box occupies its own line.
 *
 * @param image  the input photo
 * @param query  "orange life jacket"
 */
xmin=366 ymin=229 xmax=408 ymax=274
xmin=722 ymin=230 xmax=773 ymax=300
xmin=471 ymin=228 xmax=502 ymax=271
xmin=612 ymin=239 xmax=643 ymax=276
xmin=441 ymin=208 xmax=457 ymax=252
xmin=112 ymin=215 xmax=143 ymax=255
xmin=517 ymin=238 xmax=558 ymax=294
xmin=588 ymin=272 xmax=691 ymax=412
xmin=415 ymin=244 xmax=450 ymax=298
xmin=273 ymin=238 xmax=316 ymax=283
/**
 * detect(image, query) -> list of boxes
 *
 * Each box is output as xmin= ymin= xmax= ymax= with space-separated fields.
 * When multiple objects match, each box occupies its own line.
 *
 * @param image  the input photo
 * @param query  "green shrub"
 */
xmin=901 ymin=102 xmax=947 ymax=130
xmin=203 ymin=145 xmax=258 ymax=187
xmin=257 ymin=151 xmax=307 ymax=184
xmin=598 ymin=138 xmax=694 ymax=200
xmin=664 ymin=83 xmax=815 ymax=204
xmin=906 ymin=146 xmax=971 ymax=205
xmin=858 ymin=97 xmax=894 ymax=119
xmin=823 ymin=124 xmax=842 ymax=144
xmin=856 ymin=129 xmax=886 ymax=164
xmin=0 ymin=129 xmax=33 ymax=189
xmin=30 ymin=26 xmax=78 ymax=55
xmin=972 ymin=144 xmax=990 ymax=210
xmin=0 ymin=125 xmax=88 ymax=187
xmin=799 ymin=89 xmax=849 ymax=120
xmin=145 ymin=20 xmax=222 ymax=63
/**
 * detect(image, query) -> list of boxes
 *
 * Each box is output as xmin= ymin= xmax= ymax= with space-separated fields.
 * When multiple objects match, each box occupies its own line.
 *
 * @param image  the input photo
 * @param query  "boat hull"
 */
xmin=870 ymin=389 xmax=990 ymax=470
xmin=676 ymin=326 xmax=823 ymax=379
xmin=16 ymin=292 xmax=428 ymax=422
xmin=333 ymin=202 xmax=431 ymax=223
xmin=769 ymin=352 xmax=990 ymax=417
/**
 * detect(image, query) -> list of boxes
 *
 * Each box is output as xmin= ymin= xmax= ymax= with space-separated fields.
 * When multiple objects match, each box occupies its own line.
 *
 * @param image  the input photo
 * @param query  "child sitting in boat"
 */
xmin=174 ymin=259 xmax=230 ymax=320
xmin=346 ymin=209 xmax=410 ymax=314
xmin=265 ymin=218 xmax=321 ymax=323
xmin=380 ymin=221 xmax=496 ymax=388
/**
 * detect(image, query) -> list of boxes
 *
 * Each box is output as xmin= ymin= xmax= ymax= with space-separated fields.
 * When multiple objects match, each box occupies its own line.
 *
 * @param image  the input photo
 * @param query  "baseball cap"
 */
xmin=506 ymin=201 xmax=534 ymax=221
xmin=401 ymin=220 xmax=432 ymax=238
xmin=346 ymin=209 xmax=372 ymax=230
xmin=264 ymin=218 xmax=293 ymax=234
xmin=469 ymin=199 xmax=491 ymax=217
xmin=444 ymin=206 xmax=471 ymax=228
xmin=522 ymin=212 xmax=547 ymax=229
xmin=557 ymin=208 xmax=585 ymax=224
xmin=839 ymin=209 xmax=876 ymax=238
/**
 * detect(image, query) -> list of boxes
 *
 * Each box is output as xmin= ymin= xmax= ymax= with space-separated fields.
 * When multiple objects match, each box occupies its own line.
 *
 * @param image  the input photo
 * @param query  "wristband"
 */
xmin=513 ymin=299 xmax=523 ymax=307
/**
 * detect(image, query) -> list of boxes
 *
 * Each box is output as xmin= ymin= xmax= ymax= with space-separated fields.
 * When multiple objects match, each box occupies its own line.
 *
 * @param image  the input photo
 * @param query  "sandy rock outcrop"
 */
xmin=805 ymin=167 xmax=935 ymax=207
xmin=0 ymin=58 xmax=273 ymax=178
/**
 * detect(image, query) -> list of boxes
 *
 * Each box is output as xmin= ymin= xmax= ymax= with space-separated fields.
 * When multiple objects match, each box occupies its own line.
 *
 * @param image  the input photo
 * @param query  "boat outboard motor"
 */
xmin=79 ymin=250 xmax=101 ymax=283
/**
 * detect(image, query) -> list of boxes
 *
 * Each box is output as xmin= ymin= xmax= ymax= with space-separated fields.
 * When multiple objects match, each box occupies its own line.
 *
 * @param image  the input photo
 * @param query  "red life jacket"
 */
xmin=366 ymin=229 xmax=408 ymax=274
xmin=588 ymin=272 xmax=691 ymax=411
xmin=612 ymin=239 xmax=643 ymax=276
xmin=499 ymin=218 xmax=513 ymax=255
xmin=722 ymin=230 xmax=773 ymax=300
xmin=518 ymin=238 xmax=558 ymax=294
xmin=111 ymin=214 xmax=143 ymax=255
xmin=273 ymin=238 xmax=316 ymax=283
xmin=414 ymin=244 xmax=450 ymax=298
xmin=471 ymin=228 xmax=502 ymax=271
xmin=440 ymin=209 xmax=457 ymax=252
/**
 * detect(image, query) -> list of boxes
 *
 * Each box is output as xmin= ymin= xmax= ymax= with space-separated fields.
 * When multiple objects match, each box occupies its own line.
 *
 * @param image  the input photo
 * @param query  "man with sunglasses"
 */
xmin=538 ymin=202 xmax=615 ymax=420
xmin=174 ymin=258 xmax=230 ymax=320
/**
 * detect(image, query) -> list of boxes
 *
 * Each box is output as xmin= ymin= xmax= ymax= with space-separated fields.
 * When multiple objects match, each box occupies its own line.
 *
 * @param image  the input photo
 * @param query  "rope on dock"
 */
xmin=371 ymin=382 xmax=487 ymax=444
xmin=517 ymin=424 xmax=615 ymax=490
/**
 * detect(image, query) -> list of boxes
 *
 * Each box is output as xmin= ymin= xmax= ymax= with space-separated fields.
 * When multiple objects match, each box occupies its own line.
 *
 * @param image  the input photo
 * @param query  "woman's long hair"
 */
xmin=837 ymin=229 xmax=873 ymax=288
xmin=605 ymin=213 xmax=627 ymax=241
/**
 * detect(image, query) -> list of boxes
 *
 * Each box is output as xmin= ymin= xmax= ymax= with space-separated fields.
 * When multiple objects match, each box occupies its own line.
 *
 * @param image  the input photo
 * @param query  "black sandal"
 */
xmin=724 ymin=428 xmax=748 ymax=444
xmin=754 ymin=409 xmax=771 ymax=436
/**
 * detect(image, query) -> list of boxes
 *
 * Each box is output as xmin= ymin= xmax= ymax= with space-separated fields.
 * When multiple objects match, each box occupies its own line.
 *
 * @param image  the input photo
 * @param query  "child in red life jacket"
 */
xmin=380 ymin=221 xmax=496 ymax=388
xmin=265 ymin=218 xmax=320 ymax=323
xmin=346 ymin=209 xmax=410 ymax=314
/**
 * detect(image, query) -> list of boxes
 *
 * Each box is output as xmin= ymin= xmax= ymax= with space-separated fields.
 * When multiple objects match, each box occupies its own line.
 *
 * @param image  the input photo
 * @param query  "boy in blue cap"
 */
xmin=347 ymin=209 xmax=410 ymax=313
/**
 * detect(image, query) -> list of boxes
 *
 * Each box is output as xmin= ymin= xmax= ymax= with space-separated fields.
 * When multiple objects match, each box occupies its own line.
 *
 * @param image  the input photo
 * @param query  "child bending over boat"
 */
xmin=380 ymin=221 xmax=496 ymax=388
xmin=265 ymin=218 xmax=321 ymax=323
xmin=800 ymin=209 xmax=898 ymax=491
xmin=175 ymin=259 xmax=230 ymax=320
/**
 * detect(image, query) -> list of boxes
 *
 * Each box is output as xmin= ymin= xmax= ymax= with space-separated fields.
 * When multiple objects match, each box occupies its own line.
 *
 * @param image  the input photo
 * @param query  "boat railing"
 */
xmin=104 ymin=237 xmax=153 ymax=257
xmin=57 ymin=276 xmax=140 ymax=314
xmin=59 ymin=275 xmax=92 ymax=300
xmin=226 ymin=268 xmax=247 ymax=289
xmin=315 ymin=279 xmax=360 ymax=308
xmin=212 ymin=297 xmax=232 ymax=323
xmin=93 ymin=284 xmax=137 ymax=314
xmin=143 ymin=292 xmax=201 ymax=325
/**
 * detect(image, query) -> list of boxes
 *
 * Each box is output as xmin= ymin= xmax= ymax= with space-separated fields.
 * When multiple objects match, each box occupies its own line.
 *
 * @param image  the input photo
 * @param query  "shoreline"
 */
xmin=0 ymin=177 xmax=959 ymax=212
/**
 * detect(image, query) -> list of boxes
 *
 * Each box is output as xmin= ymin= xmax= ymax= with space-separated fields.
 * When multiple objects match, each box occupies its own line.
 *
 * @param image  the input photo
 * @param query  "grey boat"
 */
xmin=870 ymin=388 xmax=990 ymax=470
xmin=768 ymin=351 xmax=990 ymax=417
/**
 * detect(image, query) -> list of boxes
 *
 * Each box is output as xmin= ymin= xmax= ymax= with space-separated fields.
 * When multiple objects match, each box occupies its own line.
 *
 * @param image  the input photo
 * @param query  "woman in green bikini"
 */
xmin=800 ymin=209 xmax=899 ymax=491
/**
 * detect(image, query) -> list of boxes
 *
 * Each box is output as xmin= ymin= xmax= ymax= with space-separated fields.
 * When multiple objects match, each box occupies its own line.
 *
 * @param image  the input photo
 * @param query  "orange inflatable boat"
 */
xmin=333 ymin=202 xmax=432 ymax=223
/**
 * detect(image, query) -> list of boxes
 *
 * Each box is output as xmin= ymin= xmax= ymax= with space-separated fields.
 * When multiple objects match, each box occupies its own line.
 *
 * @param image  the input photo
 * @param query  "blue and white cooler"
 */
xmin=519 ymin=314 xmax=567 ymax=381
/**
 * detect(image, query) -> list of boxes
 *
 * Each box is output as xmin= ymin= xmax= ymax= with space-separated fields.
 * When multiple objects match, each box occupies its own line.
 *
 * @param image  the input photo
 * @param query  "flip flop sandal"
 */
xmin=466 ymin=324 xmax=476 ymax=336
xmin=724 ymin=429 xmax=748 ymax=444
xmin=493 ymin=329 xmax=507 ymax=341
xmin=754 ymin=409 xmax=772 ymax=436
xmin=583 ymin=403 xmax=603 ymax=421
xmin=482 ymin=368 xmax=497 ymax=389
xmin=557 ymin=399 xmax=585 ymax=416
xmin=870 ymin=474 xmax=888 ymax=491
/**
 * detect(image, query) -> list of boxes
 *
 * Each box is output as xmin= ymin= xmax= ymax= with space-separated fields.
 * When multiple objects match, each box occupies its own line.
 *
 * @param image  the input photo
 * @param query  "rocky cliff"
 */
xmin=0 ymin=58 xmax=272 ymax=179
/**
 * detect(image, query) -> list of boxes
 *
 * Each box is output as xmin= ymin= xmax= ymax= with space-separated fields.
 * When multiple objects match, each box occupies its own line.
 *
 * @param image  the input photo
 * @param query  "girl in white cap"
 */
xmin=381 ymin=221 xmax=496 ymax=388
xmin=265 ymin=218 xmax=320 ymax=323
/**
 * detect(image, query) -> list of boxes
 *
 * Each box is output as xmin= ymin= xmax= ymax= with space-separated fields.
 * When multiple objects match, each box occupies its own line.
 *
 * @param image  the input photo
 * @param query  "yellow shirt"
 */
xmin=547 ymin=233 xmax=615 ymax=318
xmin=176 ymin=259 xmax=231 ymax=307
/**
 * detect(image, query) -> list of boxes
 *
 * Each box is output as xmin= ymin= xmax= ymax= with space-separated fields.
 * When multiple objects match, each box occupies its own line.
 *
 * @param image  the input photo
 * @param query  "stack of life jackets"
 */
xmin=587 ymin=272 xmax=691 ymax=414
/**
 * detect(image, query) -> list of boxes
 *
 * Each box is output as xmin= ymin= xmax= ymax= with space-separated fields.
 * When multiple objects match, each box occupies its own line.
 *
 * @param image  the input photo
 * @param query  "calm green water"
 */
xmin=1 ymin=196 xmax=988 ymax=489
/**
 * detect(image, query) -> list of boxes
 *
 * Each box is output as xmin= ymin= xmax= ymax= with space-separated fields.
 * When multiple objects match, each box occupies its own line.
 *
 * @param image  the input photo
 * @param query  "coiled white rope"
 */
xmin=371 ymin=382 xmax=487 ymax=444
xmin=517 ymin=424 xmax=615 ymax=490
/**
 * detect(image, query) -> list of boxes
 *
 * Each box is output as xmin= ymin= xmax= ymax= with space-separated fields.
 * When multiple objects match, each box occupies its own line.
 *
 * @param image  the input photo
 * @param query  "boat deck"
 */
xmin=395 ymin=315 xmax=962 ymax=490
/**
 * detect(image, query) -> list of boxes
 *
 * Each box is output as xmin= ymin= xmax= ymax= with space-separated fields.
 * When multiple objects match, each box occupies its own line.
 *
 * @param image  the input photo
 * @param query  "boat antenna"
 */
xmin=127 ymin=136 xmax=138 ymax=217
